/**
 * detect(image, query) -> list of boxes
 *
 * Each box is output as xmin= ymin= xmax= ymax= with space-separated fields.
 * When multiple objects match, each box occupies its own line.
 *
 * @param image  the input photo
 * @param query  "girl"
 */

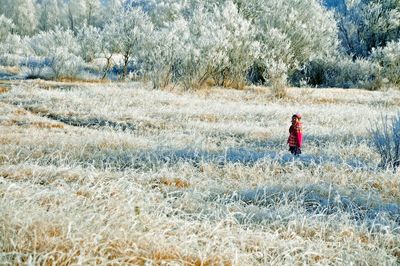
xmin=288 ymin=113 xmax=303 ymax=156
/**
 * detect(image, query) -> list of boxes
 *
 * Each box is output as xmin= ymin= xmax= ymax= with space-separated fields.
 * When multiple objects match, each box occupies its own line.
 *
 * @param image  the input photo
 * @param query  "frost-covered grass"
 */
xmin=0 ymin=80 xmax=399 ymax=265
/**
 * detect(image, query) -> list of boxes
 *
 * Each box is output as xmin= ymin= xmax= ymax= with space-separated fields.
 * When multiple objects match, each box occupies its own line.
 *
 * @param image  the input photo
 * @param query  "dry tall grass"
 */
xmin=0 ymin=81 xmax=399 ymax=265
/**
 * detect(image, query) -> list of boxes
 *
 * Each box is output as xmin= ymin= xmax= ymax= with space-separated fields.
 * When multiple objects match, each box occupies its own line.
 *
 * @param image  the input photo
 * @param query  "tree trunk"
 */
xmin=122 ymin=53 xmax=129 ymax=79
xmin=68 ymin=7 xmax=74 ymax=32
xmin=102 ymin=55 xmax=113 ymax=80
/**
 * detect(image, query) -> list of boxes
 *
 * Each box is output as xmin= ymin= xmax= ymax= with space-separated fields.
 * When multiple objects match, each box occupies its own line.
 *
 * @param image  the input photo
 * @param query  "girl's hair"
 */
xmin=292 ymin=113 xmax=302 ymax=119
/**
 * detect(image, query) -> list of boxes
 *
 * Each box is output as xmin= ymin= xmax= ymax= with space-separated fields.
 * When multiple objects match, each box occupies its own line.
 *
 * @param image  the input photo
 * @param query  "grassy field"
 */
xmin=0 ymin=80 xmax=399 ymax=265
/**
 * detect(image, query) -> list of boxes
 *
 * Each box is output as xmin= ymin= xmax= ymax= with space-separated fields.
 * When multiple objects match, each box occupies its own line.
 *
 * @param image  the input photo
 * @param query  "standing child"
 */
xmin=288 ymin=113 xmax=303 ymax=156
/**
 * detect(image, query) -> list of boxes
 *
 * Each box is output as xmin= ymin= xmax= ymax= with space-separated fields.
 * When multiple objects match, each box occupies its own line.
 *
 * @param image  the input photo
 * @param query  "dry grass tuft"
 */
xmin=309 ymin=97 xmax=340 ymax=105
xmin=0 ymin=119 xmax=64 ymax=129
xmin=0 ymin=87 xmax=9 ymax=93
xmin=3 ymin=66 xmax=20 ymax=74
xmin=76 ymin=190 xmax=91 ymax=198
xmin=248 ymin=130 xmax=270 ymax=140
xmin=0 ymin=168 xmax=34 ymax=181
xmin=55 ymin=77 xmax=111 ymax=84
xmin=191 ymin=114 xmax=220 ymax=123
xmin=13 ymin=108 xmax=28 ymax=115
xmin=149 ymin=248 xmax=232 ymax=266
xmin=31 ymin=121 xmax=65 ymax=129
xmin=160 ymin=177 xmax=190 ymax=188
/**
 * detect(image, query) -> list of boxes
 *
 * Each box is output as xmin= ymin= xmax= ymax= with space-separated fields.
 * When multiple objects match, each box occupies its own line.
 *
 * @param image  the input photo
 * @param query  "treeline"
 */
xmin=0 ymin=0 xmax=399 ymax=94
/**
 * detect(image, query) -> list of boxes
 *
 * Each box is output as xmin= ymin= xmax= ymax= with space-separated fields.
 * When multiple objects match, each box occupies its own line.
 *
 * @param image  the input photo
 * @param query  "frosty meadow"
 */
xmin=0 ymin=0 xmax=399 ymax=91
xmin=1 ymin=0 xmax=400 ymax=265
xmin=0 ymin=80 xmax=399 ymax=264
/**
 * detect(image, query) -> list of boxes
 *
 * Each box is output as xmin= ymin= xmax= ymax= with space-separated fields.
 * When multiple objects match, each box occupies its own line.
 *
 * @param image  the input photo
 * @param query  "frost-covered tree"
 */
xmin=0 ymin=0 xmax=38 ymax=35
xmin=144 ymin=17 xmax=189 ymax=88
xmin=236 ymin=0 xmax=338 ymax=95
xmin=77 ymin=26 xmax=102 ymax=62
xmin=174 ymin=1 xmax=258 ymax=89
xmin=128 ymin=0 xmax=336 ymax=91
xmin=99 ymin=0 xmax=124 ymax=22
xmin=0 ymin=15 xmax=15 ymax=42
xmin=106 ymin=7 xmax=153 ymax=79
xmin=0 ymin=34 xmax=25 ymax=66
xmin=38 ymin=0 xmax=67 ymax=31
xmin=26 ymin=28 xmax=83 ymax=78
xmin=206 ymin=1 xmax=259 ymax=88
xmin=371 ymin=39 xmax=400 ymax=85
xmin=300 ymin=55 xmax=381 ymax=89
xmin=99 ymin=23 xmax=121 ymax=79
xmin=333 ymin=0 xmax=400 ymax=57
xmin=66 ymin=0 xmax=102 ymax=32
xmin=128 ymin=0 xmax=186 ymax=27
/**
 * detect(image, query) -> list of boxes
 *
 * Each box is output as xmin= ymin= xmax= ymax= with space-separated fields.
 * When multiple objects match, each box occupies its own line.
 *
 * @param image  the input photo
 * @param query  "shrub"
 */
xmin=104 ymin=7 xmax=153 ymax=80
xmin=143 ymin=17 xmax=189 ymax=89
xmin=0 ymin=15 xmax=15 ymax=42
xmin=20 ymin=56 xmax=51 ymax=78
xmin=369 ymin=113 xmax=400 ymax=170
xmin=371 ymin=39 xmax=400 ymax=86
xmin=77 ymin=26 xmax=102 ymax=63
xmin=174 ymin=1 xmax=258 ymax=90
xmin=0 ymin=35 xmax=30 ymax=67
xmin=238 ymin=0 xmax=339 ymax=94
xmin=25 ymin=28 xmax=84 ymax=78
xmin=331 ymin=0 xmax=400 ymax=58
xmin=0 ymin=0 xmax=38 ymax=35
xmin=298 ymin=55 xmax=382 ymax=89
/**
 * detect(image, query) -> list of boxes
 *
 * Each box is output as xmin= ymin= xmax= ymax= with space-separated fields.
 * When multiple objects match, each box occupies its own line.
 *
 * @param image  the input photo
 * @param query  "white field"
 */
xmin=0 ymin=80 xmax=399 ymax=265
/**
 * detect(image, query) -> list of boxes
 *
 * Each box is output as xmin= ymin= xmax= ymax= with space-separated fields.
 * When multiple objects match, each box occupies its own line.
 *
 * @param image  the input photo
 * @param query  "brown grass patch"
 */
xmin=154 ymin=250 xmax=232 ymax=266
xmin=370 ymin=181 xmax=383 ymax=191
xmin=90 ymin=240 xmax=232 ymax=265
xmin=13 ymin=108 xmax=28 ymax=115
xmin=3 ymin=232 xmax=233 ymax=265
xmin=359 ymin=233 xmax=370 ymax=244
xmin=31 ymin=121 xmax=64 ymax=129
xmin=0 ymin=87 xmax=9 ymax=93
xmin=204 ymin=78 xmax=246 ymax=90
xmin=37 ymin=83 xmax=72 ymax=90
xmin=0 ymin=168 xmax=33 ymax=181
xmin=25 ymin=106 xmax=49 ymax=114
xmin=193 ymin=86 xmax=214 ymax=97
xmin=249 ymin=130 xmax=270 ymax=140
xmin=221 ymin=80 xmax=246 ymax=90
xmin=138 ymin=119 xmax=167 ymax=130
xmin=3 ymin=66 xmax=20 ymax=74
xmin=0 ymin=119 xmax=64 ymax=129
xmin=160 ymin=177 xmax=190 ymax=188
xmin=47 ymin=225 xmax=63 ymax=238
xmin=340 ymin=229 xmax=354 ymax=239
xmin=249 ymin=86 xmax=269 ymax=94
xmin=1 ymin=119 xmax=22 ymax=126
xmin=312 ymin=255 xmax=322 ymax=262
xmin=38 ymin=195 xmax=62 ymax=208
xmin=0 ymin=136 xmax=12 ymax=145
xmin=310 ymin=97 xmax=340 ymax=105
xmin=94 ymin=240 xmax=142 ymax=263
xmin=55 ymin=77 xmax=110 ymax=84
xmin=298 ymin=228 xmax=318 ymax=239
xmin=151 ymin=248 xmax=181 ymax=262
xmin=32 ymin=78 xmax=110 ymax=91
xmin=393 ymin=248 xmax=400 ymax=261
xmin=76 ymin=190 xmax=91 ymax=198
xmin=12 ymin=222 xmax=74 ymax=254
xmin=192 ymin=114 xmax=220 ymax=123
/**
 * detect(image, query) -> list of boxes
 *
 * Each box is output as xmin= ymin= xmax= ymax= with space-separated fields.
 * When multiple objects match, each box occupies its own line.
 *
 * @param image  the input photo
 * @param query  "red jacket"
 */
xmin=288 ymin=121 xmax=303 ymax=148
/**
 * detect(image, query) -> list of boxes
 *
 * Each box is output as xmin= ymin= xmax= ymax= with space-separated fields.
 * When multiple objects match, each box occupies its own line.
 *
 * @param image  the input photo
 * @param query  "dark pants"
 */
xmin=289 ymin=146 xmax=301 ymax=156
